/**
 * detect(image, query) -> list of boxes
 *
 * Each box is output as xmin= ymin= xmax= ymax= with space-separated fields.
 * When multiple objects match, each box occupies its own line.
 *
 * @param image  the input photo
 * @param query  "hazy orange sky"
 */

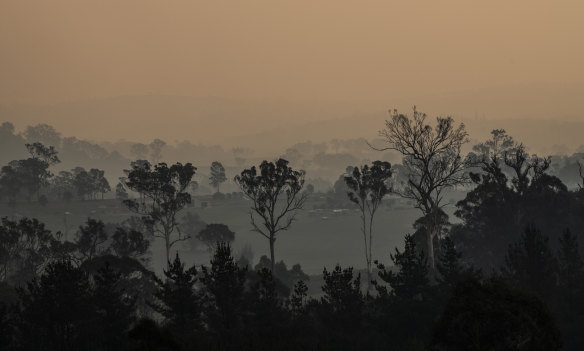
xmin=1 ymin=0 xmax=584 ymax=148
xmin=1 ymin=0 xmax=583 ymax=104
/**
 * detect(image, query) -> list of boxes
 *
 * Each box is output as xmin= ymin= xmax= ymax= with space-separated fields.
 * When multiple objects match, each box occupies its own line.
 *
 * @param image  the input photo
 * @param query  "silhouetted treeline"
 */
xmin=4 ymin=120 xmax=584 ymax=195
xmin=1 ymin=215 xmax=583 ymax=350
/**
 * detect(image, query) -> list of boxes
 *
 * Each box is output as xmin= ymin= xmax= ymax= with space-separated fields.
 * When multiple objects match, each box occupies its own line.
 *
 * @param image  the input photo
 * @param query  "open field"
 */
xmin=0 ymin=193 xmax=465 ymax=276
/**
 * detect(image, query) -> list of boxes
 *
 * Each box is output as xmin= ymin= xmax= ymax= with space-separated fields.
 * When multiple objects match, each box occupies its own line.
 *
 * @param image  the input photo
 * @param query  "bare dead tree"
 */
xmin=372 ymin=107 xmax=471 ymax=269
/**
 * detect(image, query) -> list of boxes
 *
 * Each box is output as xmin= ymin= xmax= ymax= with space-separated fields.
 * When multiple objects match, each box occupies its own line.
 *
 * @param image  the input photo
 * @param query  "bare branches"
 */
xmin=375 ymin=107 xmax=471 ymax=268
xmin=169 ymin=234 xmax=191 ymax=248
xmin=249 ymin=210 xmax=271 ymax=240
xmin=504 ymin=145 xmax=551 ymax=194
xmin=377 ymin=107 xmax=470 ymax=212
xmin=235 ymin=158 xmax=306 ymax=238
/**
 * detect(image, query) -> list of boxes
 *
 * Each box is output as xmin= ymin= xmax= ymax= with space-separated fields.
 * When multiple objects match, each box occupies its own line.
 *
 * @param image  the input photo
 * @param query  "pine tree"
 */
xmin=288 ymin=280 xmax=308 ymax=315
xmin=92 ymin=262 xmax=137 ymax=349
xmin=254 ymin=268 xmax=279 ymax=305
xmin=247 ymin=268 xmax=289 ymax=349
xmin=319 ymin=265 xmax=363 ymax=349
xmin=209 ymin=161 xmax=227 ymax=193
xmin=152 ymin=253 xmax=201 ymax=333
xmin=436 ymin=237 xmax=481 ymax=291
xmin=321 ymin=265 xmax=362 ymax=312
xmin=376 ymin=234 xmax=429 ymax=300
xmin=17 ymin=259 xmax=94 ymax=350
xmin=200 ymin=242 xmax=247 ymax=347
xmin=557 ymin=229 xmax=584 ymax=316
xmin=504 ymin=225 xmax=557 ymax=303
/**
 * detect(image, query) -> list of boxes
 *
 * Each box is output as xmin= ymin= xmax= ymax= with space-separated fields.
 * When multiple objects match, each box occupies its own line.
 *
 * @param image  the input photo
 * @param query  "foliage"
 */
xmin=200 ymin=242 xmax=247 ymax=348
xmin=344 ymin=160 xmax=392 ymax=290
xmin=196 ymin=223 xmax=235 ymax=252
xmin=430 ymin=277 xmax=562 ymax=351
xmin=0 ymin=162 xmax=24 ymax=203
xmin=254 ymin=255 xmax=309 ymax=292
xmin=557 ymin=229 xmax=584 ymax=307
xmin=123 ymin=161 xmax=196 ymax=268
xmin=288 ymin=280 xmax=308 ymax=315
xmin=17 ymin=258 xmax=139 ymax=350
xmin=0 ymin=143 xmax=61 ymax=201
xmin=110 ymin=227 xmax=150 ymax=259
xmin=234 ymin=158 xmax=306 ymax=271
xmin=375 ymin=234 xmax=429 ymax=300
xmin=80 ymin=254 xmax=159 ymax=319
xmin=91 ymin=262 xmax=137 ymax=349
xmin=1 ymin=121 xmax=582 ymax=349
xmin=376 ymin=107 xmax=470 ymax=268
xmin=436 ymin=237 xmax=481 ymax=291
xmin=503 ymin=225 xmax=558 ymax=303
xmin=470 ymin=128 xmax=517 ymax=166
xmin=454 ymin=130 xmax=583 ymax=270
xmin=25 ymin=142 xmax=60 ymax=166
xmin=209 ymin=161 xmax=227 ymax=193
xmin=0 ymin=215 xmax=570 ymax=350
xmin=318 ymin=264 xmax=364 ymax=349
xmin=75 ymin=218 xmax=108 ymax=261
xmin=17 ymin=259 xmax=94 ymax=350
xmin=556 ymin=229 xmax=584 ymax=350
xmin=151 ymin=253 xmax=202 ymax=339
xmin=72 ymin=167 xmax=111 ymax=200
xmin=321 ymin=265 xmax=362 ymax=312
xmin=0 ymin=217 xmax=58 ymax=285
xmin=246 ymin=268 xmax=291 ymax=348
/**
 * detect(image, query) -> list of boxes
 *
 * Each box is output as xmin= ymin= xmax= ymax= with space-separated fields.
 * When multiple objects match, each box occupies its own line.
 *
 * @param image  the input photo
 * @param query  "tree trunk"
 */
xmin=427 ymin=229 xmax=435 ymax=270
xmin=425 ymin=208 xmax=437 ymax=271
xmin=165 ymin=235 xmax=171 ymax=271
xmin=367 ymin=223 xmax=374 ymax=293
xmin=361 ymin=211 xmax=370 ymax=291
xmin=367 ymin=208 xmax=378 ymax=293
xmin=269 ymin=235 xmax=275 ymax=273
xmin=366 ymin=260 xmax=372 ymax=293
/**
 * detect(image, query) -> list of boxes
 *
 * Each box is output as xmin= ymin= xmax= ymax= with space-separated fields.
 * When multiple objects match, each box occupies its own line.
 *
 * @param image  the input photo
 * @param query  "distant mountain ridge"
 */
xmin=1 ymin=81 xmax=583 ymax=155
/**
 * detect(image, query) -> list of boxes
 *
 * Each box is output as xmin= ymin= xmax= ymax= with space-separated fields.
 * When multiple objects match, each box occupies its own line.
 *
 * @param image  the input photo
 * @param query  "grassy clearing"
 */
xmin=0 ymin=193 xmax=464 ymax=277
